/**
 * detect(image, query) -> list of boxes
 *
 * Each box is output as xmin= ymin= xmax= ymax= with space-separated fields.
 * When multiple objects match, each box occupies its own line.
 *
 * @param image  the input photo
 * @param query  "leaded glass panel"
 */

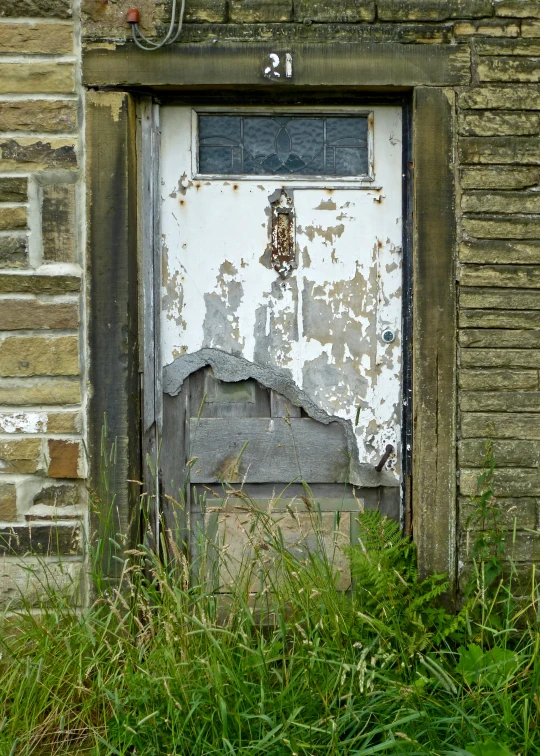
xmin=197 ymin=114 xmax=369 ymax=177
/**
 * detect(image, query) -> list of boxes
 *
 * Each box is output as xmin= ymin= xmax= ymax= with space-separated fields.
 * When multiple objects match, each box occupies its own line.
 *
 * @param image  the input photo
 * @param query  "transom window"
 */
xmin=197 ymin=113 xmax=370 ymax=178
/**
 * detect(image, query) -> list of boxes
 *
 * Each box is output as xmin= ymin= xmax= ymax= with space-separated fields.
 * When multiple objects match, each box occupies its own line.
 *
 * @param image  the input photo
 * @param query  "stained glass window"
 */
xmin=197 ymin=114 xmax=369 ymax=177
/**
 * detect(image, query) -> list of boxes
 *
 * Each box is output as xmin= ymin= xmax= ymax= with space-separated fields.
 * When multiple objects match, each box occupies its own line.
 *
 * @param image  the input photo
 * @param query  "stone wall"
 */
xmin=0 ymin=0 xmax=85 ymax=604
xmin=2 ymin=0 xmax=540 ymax=605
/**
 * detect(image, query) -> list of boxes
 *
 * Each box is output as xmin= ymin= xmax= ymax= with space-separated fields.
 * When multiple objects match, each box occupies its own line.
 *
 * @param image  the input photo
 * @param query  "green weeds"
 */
xmin=0 ymin=444 xmax=538 ymax=755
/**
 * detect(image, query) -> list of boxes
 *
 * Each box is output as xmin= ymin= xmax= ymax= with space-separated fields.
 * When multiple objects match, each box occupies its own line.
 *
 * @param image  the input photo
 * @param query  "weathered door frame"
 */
xmin=84 ymin=41 xmax=459 ymax=597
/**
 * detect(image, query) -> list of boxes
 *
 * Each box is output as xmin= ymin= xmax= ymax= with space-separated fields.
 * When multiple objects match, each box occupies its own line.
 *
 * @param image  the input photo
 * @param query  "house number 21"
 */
xmin=263 ymin=52 xmax=293 ymax=80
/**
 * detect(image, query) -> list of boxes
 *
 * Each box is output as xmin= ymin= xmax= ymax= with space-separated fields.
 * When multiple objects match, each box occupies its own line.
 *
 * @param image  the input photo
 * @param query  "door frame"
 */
xmin=84 ymin=43 xmax=458 ymax=599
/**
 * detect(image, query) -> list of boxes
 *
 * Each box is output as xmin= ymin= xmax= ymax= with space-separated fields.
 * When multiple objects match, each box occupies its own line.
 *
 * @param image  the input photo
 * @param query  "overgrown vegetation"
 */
xmin=0 ymin=441 xmax=538 ymax=755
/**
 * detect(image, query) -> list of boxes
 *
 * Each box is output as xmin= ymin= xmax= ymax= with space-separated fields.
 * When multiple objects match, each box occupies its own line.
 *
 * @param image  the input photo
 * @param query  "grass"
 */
xmin=0 ymin=442 xmax=539 ymax=755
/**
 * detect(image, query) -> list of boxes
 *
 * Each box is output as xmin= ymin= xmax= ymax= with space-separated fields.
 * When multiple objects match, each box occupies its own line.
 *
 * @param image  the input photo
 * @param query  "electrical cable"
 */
xmin=129 ymin=0 xmax=186 ymax=51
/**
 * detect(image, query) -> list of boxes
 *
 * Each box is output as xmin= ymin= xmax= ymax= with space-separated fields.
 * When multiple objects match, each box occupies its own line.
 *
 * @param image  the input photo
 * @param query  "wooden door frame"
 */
xmin=84 ymin=41 xmax=460 ymax=598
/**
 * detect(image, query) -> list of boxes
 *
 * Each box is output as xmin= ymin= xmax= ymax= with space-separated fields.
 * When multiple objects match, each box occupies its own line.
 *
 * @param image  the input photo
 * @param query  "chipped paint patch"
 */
xmin=87 ymin=90 xmax=125 ymax=123
xmin=159 ymin=105 xmax=403 ymax=484
xmin=0 ymin=412 xmax=47 ymax=433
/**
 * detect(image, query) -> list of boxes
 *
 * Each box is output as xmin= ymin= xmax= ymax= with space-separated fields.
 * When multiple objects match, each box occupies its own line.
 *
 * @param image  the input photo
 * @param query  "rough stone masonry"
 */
xmin=2 ymin=0 xmax=540 ymax=605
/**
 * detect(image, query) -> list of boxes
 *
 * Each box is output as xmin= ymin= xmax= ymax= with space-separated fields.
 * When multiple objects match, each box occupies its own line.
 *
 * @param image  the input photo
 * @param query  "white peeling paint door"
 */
xmin=159 ymin=106 xmax=403 ymax=488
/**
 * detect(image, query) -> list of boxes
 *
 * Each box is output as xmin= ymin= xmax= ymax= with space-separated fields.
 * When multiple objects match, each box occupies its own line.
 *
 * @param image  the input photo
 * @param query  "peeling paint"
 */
xmin=0 ymin=412 xmax=47 ymax=433
xmin=160 ymin=105 xmax=403 ymax=485
xmin=87 ymin=90 xmax=124 ymax=123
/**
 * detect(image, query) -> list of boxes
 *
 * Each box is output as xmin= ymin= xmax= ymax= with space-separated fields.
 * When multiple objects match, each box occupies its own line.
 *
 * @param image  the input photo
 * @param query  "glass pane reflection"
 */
xmin=198 ymin=114 xmax=369 ymax=176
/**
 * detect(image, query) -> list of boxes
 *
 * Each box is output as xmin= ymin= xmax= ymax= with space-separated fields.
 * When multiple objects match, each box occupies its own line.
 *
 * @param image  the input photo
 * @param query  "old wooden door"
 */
xmin=158 ymin=105 xmax=403 ymax=589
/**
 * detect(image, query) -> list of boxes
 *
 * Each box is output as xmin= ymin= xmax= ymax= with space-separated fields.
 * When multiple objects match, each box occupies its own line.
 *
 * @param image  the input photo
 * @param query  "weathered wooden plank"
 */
xmin=83 ymin=42 xmax=470 ymax=88
xmin=189 ymin=417 xmax=349 ymax=483
xmin=86 ymin=91 xmax=140 ymax=577
xmin=189 ymin=369 xmax=271 ymax=418
xmin=270 ymin=390 xmax=301 ymax=418
xmin=198 ymin=482 xmax=400 ymax=520
xmin=460 ymin=287 xmax=540 ymax=310
xmin=412 ymin=87 xmax=457 ymax=591
xmin=215 ymin=498 xmax=364 ymax=512
xmin=161 ymin=390 xmax=190 ymax=551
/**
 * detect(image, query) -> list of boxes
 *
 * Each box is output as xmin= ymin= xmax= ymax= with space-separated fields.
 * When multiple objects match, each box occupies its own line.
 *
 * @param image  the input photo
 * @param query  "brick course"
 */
xmin=0 ymin=0 xmax=84 ymax=605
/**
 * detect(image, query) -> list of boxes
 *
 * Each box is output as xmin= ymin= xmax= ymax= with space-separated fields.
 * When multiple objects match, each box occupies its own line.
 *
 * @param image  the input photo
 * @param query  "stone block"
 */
xmin=33 ymin=483 xmax=79 ymax=507
xmin=495 ymin=1 xmax=540 ymax=18
xmin=460 ymin=390 xmax=540 ymax=412
xmin=454 ymin=20 xmax=519 ymax=37
xmin=0 ymin=178 xmax=27 ymax=202
xmin=294 ymin=0 xmax=375 ymax=22
xmin=0 ymin=484 xmax=17 ymax=521
xmin=229 ymin=0 xmax=292 ymax=22
xmin=460 ymin=167 xmax=540 ymax=189
xmin=47 ymin=439 xmax=84 ymax=478
xmin=460 ymin=310 xmax=540 ymax=329
xmin=463 ymin=190 xmax=540 ymax=214
xmin=476 ymin=38 xmax=540 ymax=56
xmin=0 ymin=274 xmax=80 ymax=294
xmin=461 ymin=348 xmax=540 ymax=369
xmin=459 ymin=439 xmax=540 ymax=469
xmin=0 ymin=299 xmax=78 ymax=330
xmin=25 ymin=503 xmax=83 ymax=521
xmin=377 ymin=0 xmax=491 ymax=20
xmin=459 ymin=112 xmax=540 ymax=137
xmin=0 ymin=438 xmax=42 ymax=474
xmin=459 ymin=368 xmax=538 ymax=391
xmin=0 ymin=557 xmax=82 ymax=609
xmin=0 ymin=0 xmax=71 ymax=16
xmin=460 ymin=329 xmax=540 ymax=349
xmin=460 ymin=287 xmax=540 ymax=310
xmin=0 ymin=523 xmax=81 ymax=555
xmin=0 ymin=237 xmax=28 ymax=269
xmin=463 ymin=217 xmax=540 ymax=240
xmin=459 ymin=86 xmax=540 ymax=110
xmin=0 ymin=22 xmax=72 ymax=54
xmin=0 ymin=139 xmax=77 ymax=172
xmin=0 ymin=63 xmax=74 ymax=95
xmin=458 ymin=497 xmax=537 ymax=529
xmin=523 ymin=20 xmax=540 ymax=36
xmin=460 ymin=264 xmax=540 ymax=288
xmin=459 ymin=241 xmax=540 ymax=264
xmin=0 ymin=380 xmax=80 ymax=406
xmin=179 ymin=20 xmax=452 ymax=44
xmin=479 ymin=57 xmax=540 ymax=83
xmin=0 ymin=411 xmax=80 ymax=434
xmin=0 ymin=207 xmax=26 ymax=231
xmin=0 ymin=335 xmax=79 ymax=377
xmin=0 ymin=101 xmax=77 ymax=133
xmin=459 ymin=136 xmax=540 ymax=165
xmin=460 ymin=469 xmax=540 ymax=499
xmin=461 ymin=411 xmax=540 ymax=439
xmin=183 ymin=0 xmax=228 ymax=22
xmin=41 ymin=183 xmax=76 ymax=263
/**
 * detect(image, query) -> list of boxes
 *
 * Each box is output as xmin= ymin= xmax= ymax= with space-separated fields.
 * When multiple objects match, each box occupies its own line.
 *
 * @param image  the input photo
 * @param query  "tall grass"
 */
xmin=0 ymin=446 xmax=538 ymax=755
